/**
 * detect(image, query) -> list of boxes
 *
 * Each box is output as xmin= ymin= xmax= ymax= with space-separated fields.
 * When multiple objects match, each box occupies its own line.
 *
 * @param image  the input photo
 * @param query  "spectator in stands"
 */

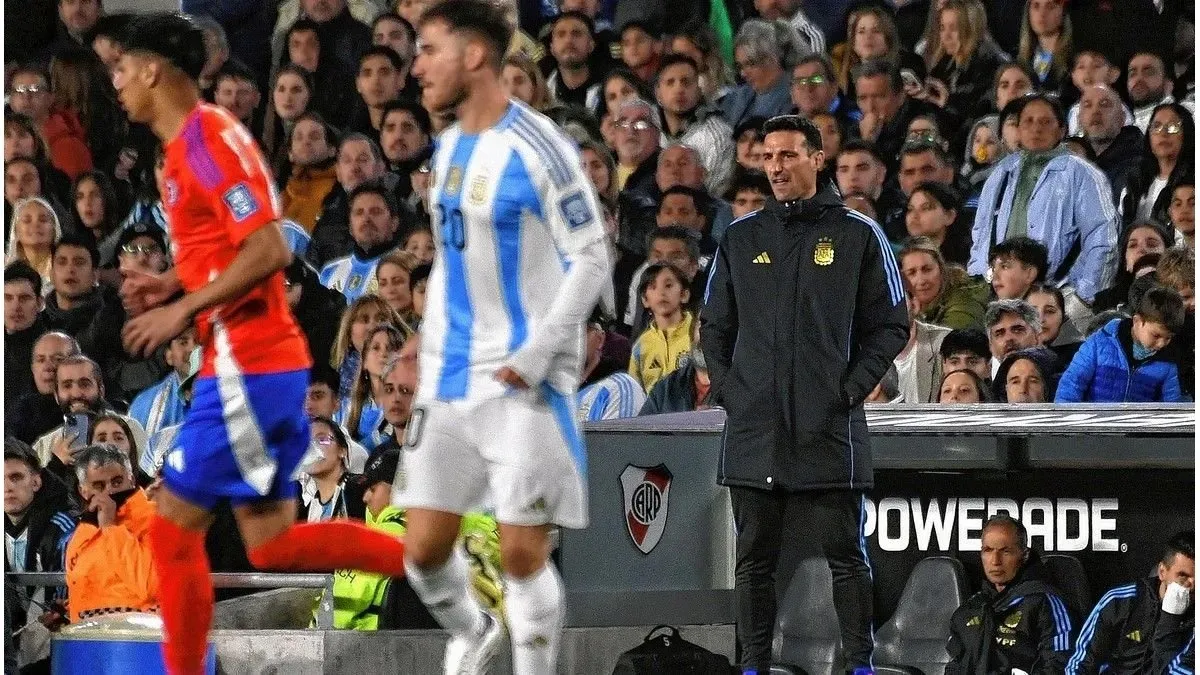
xmin=5 ymin=262 xmax=48 ymax=407
xmin=1064 ymin=51 xmax=1123 ymax=135
xmin=613 ymin=98 xmax=663 ymax=256
xmin=733 ymin=117 xmax=767 ymax=172
xmin=946 ymin=514 xmax=1075 ymax=672
xmin=341 ymin=324 xmax=404 ymax=451
xmin=347 ymin=47 xmax=406 ymax=145
xmin=212 ymin=61 xmax=261 ymax=138
xmin=372 ymin=13 xmax=415 ymax=80
xmin=899 ymin=237 xmax=989 ymax=329
xmin=578 ymin=311 xmax=646 ymax=422
xmin=409 ymin=263 xmax=429 ymax=324
xmin=44 ymin=0 xmax=102 ymax=60
xmin=115 ymin=222 xmax=169 ymax=276
xmin=639 ymin=321 xmax=709 ymax=415
xmin=308 ymin=134 xmax=388 ymax=268
xmin=546 ymin=12 xmax=604 ymax=113
xmin=985 ymin=298 xmax=1042 ymax=377
xmin=721 ymin=19 xmax=803 ymax=129
xmin=791 ymin=53 xmax=859 ymax=129
xmin=853 ymin=59 xmax=938 ymax=177
xmin=1026 ymin=282 xmax=1082 ymax=363
xmin=296 ymin=417 xmax=364 ymax=523
xmin=961 ymin=116 xmax=1008 ymax=203
xmin=906 ymin=181 xmax=972 ymax=265
xmin=330 ymin=295 xmax=402 ymax=412
xmin=281 ymin=256 xmax=343 ymax=375
xmin=262 ymin=64 xmax=314 ymax=169
xmin=320 ymin=181 xmax=404 ymax=303
xmin=192 ymin=15 xmax=229 ymax=98
xmin=6 ymin=197 xmax=63 ymax=286
xmin=989 ymin=236 xmax=1048 ymax=300
xmin=71 ymin=171 xmax=123 ymax=277
xmin=379 ymin=101 xmax=431 ymax=199
xmin=1017 ymin=0 xmax=1073 ymax=94
xmin=751 ymin=0 xmax=825 ymax=56
xmin=579 ymin=139 xmax=618 ymax=206
xmin=619 ymin=20 xmax=662 ymax=84
xmin=305 ymin=368 xmax=340 ymax=422
xmin=501 ymin=52 xmax=551 ymax=112
xmin=1077 ymin=84 xmax=1142 ymax=205
xmin=667 ymin=21 xmax=732 ymax=102
xmin=1152 ymin=248 xmax=1195 ymax=392
xmin=630 ymin=263 xmax=694 ymax=393
xmin=893 ymin=293 xmax=953 ymax=403
xmin=923 ymin=0 xmax=1007 ymax=124
xmin=8 ymin=332 xmax=79 ymax=445
xmin=656 ymin=185 xmax=706 ymax=236
xmin=402 ymin=224 xmax=434 ymax=265
xmin=654 ymin=54 xmax=734 ymax=197
xmin=274 ymin=0 xmax=374 ymax=94
xmin=728 ymin=170 xmax=769 ymax=220
xmin=281 ymin=113 xmax=339 ymax=234
xmin=895 ymin=140 xmax=961 ymax=213
xmin=994 ymin=346 xmax=1059 ymax=402
xmin=49 ymin=47 xmax=125 ymax=173
xmin=837 ymin=5 xmax=922 ymax=107
xmin=1168 ymin=182 xmax=1195 ymax=251
xmin=1056 ymin=286 xmax=1186 ymax=403
xmin=1066 ymin=530 xmax=1194 ymax=675
xmin=4 ymin=113 xmax=73 ymax=213
xmin=1121 ymin=103 xmax=1194 ymax=229
xmin=940 ymin=327 xmax=993 ymax=382
xmin=1127 ymin=51 xmax=1180 ymax=134
xmin=35 ymin=354 xmax=148 ymax=468
xmin=621 ymin=226 xmax=704 ymax=333
xmin=4 ymin=438 xmax=72 ymax=671
xmin=88 ymin=413 xmax=154 ymax=488
xmin=937 ymin=368 xmax=991 ymax=403
xmin=404 ymin=150 xmax=432 ymax=224
xmin=655 ymin=144 xmax=732 ymax=243
xmin=968 ymin=93 xmax=1118 ymax=305
xmin=1092 ymin=221 xmax=1172 ymax=313
xmin=835 ymin=141 xmax=887 ymax=203
xmin=64 ymin=444 xmax=158 ymax=623
xmin=374 ymin=250 xmax=419 ymax=320
xmin=127 ymin=328 xmax=196 ymax=445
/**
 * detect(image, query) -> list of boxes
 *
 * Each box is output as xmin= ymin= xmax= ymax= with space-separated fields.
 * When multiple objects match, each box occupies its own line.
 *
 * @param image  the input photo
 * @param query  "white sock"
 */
xmin=504 ymin=564 xmax=565 ymax=675
xmin=405 ymin=549 xmax=486 ymax=638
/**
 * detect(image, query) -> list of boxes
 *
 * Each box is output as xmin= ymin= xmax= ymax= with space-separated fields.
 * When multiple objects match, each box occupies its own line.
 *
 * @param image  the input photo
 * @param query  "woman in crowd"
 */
xmin=837 ymin=5 xmax=924 ymax=103
xmin=1025 ymin=281 xmax=1082 ymax=363
xmin=937 ymin=368 xmax=992 ymax=403
xmin=1016 ymin=0 xmax=1072 ymax=94
xmin=330 ymin=295 xmax=405 ymax=413
xmin=49 ymin=48 xmax=125 ymax=173
xmin=898 ymin=237 xmax=989 ymax=329
xmin=905 ymin=186 xmax=973 ymax=266
xmin=993 ymin=347 xmax=1059 ymax=403
xmin=341 ymin=324 xmax=405 ymax=452
xmin=1092 ymin=221 xmax=1173 ymax=312
xmin=375 ymin=249 xmax=421 ymax=320
xmin=90 ymin=414 xmax=154 ymax=488
xmin=71 ymin=171 xmax=124 ymax=281
xmin=991 ymin=61 xmax=1035 ymax=114
xmin=5 ymin=196 xmax=62 ymax=286
xmin=297 ymin=417 xmax=364 ymax=523
xmin=669 ymin=21 xmax=732 ymax=102
xmin=263 ymin=64 xmax=315 ymax=174
xmin=501 ymin=52 xmax=551 ymax=111
xmin=1121 ymin=103 xmax=1195 ymax=229
xmin=923 ymin=0 xmax=1007 ymax=122
xmin=580 ymin=139 xmax=619 ymax=206
xmin=4 ymin=113 xmax=73 ymax=212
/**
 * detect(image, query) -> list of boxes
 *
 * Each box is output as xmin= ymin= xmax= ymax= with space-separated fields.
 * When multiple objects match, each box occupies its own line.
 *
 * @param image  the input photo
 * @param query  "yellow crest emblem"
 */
xmin=445 ymin=166 xmax=463 ymax=196
xmin=468 ymin=175 xmax=488 ymax=204
xmin=1003 ymin=610 xmax=1022 ymax=629
xmin=814 ymin=237 xmax=835 ymax=266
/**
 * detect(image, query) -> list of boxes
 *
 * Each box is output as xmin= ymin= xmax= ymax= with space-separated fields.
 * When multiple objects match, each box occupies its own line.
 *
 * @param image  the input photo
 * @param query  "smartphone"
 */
xmin=63 ymin=412 xmax=91 ymax=450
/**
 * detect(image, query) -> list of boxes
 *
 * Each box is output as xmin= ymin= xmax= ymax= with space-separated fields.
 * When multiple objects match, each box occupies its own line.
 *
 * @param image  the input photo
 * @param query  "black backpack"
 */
xmin=612 ymin=625 xmax=732 ymax=674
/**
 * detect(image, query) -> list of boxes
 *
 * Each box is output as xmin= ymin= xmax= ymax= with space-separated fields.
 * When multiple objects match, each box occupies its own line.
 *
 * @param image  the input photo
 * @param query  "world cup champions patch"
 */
xmin=559 ymin=191 xmax=593 ymax=230
xmin=223 ymin=183 xmax=259 ymax=222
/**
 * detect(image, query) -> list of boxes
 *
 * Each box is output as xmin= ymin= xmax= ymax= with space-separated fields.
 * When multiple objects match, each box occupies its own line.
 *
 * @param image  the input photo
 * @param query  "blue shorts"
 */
xmin=163 ymin=369 xmax=310 ymax=510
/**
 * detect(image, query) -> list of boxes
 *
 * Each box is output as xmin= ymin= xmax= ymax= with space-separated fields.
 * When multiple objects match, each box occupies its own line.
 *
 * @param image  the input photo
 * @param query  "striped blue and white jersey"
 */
xmin=420 ymin=101 xmax=610 ymax=403
xmin=577 ymin=372 xmax=646 ymax=423
xmin=320 ymin=251 xmax=382 ymax=304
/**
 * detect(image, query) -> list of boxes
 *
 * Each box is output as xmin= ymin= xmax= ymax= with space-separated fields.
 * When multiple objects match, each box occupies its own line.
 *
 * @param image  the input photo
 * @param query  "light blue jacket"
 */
xmin=968 ymin=152 xmax=1119 ymax=303
xmin=127 ymin=372 xmax=185 ymax=453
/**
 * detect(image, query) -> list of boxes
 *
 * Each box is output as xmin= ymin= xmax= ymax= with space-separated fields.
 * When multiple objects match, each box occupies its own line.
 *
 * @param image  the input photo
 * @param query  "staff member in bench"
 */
xmin=945 ymin=515 xmax=1076 ymax=674
xmin=701 ymin=114 xmax=909 ymax=675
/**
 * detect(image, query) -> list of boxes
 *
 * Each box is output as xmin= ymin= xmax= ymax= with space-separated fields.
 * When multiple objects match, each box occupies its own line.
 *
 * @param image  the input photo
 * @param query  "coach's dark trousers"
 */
xmin=730 ymin=486 xmax=874 ymax=672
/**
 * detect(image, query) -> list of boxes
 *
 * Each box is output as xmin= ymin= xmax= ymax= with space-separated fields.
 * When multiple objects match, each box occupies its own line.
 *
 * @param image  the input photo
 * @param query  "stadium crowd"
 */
xmin=2 ymin=0 xmax=1195 ymax=671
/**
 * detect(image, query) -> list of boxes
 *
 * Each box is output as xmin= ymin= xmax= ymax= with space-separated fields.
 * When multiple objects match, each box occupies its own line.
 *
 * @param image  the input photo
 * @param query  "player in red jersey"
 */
xmin=115 ymin=14 xmax=407 ymax=674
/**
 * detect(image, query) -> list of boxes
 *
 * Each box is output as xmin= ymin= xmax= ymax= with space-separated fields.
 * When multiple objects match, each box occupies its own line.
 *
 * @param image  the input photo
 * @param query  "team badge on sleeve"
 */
xmin=223 ymin=183 xmax=260 ymax=222
xmin=559 ymin=191 xmax=594 ymax=230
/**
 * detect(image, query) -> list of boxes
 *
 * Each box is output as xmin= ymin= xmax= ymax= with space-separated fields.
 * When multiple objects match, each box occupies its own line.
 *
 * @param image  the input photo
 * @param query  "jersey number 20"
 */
xmin=441 ymin=206 xmax=467 ymax=250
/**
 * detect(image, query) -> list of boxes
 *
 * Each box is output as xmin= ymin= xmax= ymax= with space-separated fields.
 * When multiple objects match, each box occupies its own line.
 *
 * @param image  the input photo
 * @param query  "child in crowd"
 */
xmin=629 ymin=263 xmax=694 ymax=393
xmin=402 ymin=224 xmax=435 ymax=265
xmin=989 ymin=236 xmax=1047 ymax=300
xmin=1055 ymin=286 xmax=1187 ymax=402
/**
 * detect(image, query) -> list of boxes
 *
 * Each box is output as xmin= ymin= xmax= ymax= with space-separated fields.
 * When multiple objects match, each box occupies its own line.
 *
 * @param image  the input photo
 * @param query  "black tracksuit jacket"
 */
xmin=1066 ymin=575 xmax=1199 ymax=674
xmin=700 ymin=187 xmax=909 ymax=492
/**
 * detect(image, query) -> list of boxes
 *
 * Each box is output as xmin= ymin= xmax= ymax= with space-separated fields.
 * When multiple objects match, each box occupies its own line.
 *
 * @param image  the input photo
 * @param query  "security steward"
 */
xmin=946 ymin=515 xmax=1077 ymax=674
xmin=700 ymin=114 xmax=909 ymax=674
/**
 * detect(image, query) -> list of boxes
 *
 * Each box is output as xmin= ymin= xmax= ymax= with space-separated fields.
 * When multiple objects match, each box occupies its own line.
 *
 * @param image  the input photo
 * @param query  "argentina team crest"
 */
xmin=621 ymin=464 xmax=672 ymax=554
xmin=814 ymin=237 xmax=835 ymax=265
xmin=445 ymin=166 xmax=463 ymax=196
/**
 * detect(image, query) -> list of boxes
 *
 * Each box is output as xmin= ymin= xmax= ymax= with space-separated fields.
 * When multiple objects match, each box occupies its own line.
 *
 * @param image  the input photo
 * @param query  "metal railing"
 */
xmin=6 ymin=572 xmax=337 ymax=629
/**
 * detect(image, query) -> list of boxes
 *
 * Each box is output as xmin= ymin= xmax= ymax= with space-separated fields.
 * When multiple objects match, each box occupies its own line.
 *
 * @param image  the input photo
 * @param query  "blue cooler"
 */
xmin=51 ymin=614 xmax=215 ymax=675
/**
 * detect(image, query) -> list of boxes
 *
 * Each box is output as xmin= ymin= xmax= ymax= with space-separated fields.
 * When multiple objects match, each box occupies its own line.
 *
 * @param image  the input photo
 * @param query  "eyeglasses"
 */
xmin=416 ymin=163 xmax=431 ymax=174
xmin=314 ymin=434 xmax=337 ymax=446
xmin=736 ymin=57 xmax=764 ymax=70
xmin=1150 ymin=122 xmax=1184 ymax=135
xmin=906 ymin=130 xmax=941 ymax=143
xmin=791 ymin=75 xmax=826 ymax=87
xmin=615 ymin=119 xmax=654 ymax=132
xmin=120 ymin=243 xmax=163 ymax=256
xmin=11 ymin=84 xmax=44 ymax=95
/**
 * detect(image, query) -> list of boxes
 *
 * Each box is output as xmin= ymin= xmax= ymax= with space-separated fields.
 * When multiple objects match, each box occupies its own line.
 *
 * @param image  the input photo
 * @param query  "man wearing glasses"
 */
xmin=790 ymin=54 xmax=859 ymax=128
xmin=7 ymin=66 xmax=92 ymax=179
xmin=116 ymin=222 xmax=171 ymax=276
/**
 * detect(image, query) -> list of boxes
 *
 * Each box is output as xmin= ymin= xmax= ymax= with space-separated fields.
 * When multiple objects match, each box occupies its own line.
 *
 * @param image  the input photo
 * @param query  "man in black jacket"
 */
xmin=946 ymin=515 xmax=1077 ymax=674
xmin=701 ymin=114 xmax=909 ymax=675
xmin=1065 ymin=530 xmax=1194 ymax=674
xmin=4 ymin=262 xmax=48 ymax=410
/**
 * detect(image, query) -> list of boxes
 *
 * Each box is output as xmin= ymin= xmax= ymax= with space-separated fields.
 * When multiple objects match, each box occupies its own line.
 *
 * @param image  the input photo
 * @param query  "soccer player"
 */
xmin=398 ymin=1 xmax=611 ymax=672
xmin=114 ymin=14 xmax=407 ymax=674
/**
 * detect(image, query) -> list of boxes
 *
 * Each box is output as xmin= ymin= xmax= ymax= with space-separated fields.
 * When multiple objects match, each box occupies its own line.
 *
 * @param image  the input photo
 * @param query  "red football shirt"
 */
xmin=161 ymin=104 xmax=311 ymax=377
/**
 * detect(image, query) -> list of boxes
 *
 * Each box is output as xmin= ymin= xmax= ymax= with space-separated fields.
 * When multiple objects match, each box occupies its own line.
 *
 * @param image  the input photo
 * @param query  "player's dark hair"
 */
xmin=1162 ymin=530 xmax=1195 ymax=565
xmin=648 ymin=225 xmax=701 ymax=264
xmin=939 ymin=327 xmax=990 ymax=360
xmin=4 ymin=436 xmax=41 ymax=473
xmin=87 ymin=13 xmax=135 ymax=43
xmin=409 ymin=262 xmax=432 ymax=291
xmin=348 ymin=180 xmax=400 ymax=218
xmin=5 ymin=260 xmax=44 ymax=296
xmin=51 ymin=233 xmax=99 ymax=268
xmin=990 ymin=236 xmax=1049 ymax=282
xmin=983 ymin=513 xmax=1030 ymax=552
xmin=419 ymin=0 xmax=514 ymax=71
xmin=381 ymin=99 xmax=432 ymax=137
xmin=1134 ymin=285 xmax=1187 ymax=333
xmin=762 ymin=114 xmax=824 ymax=155
xmin=117 ymin=12 xmax=207 ymax=82
xmin=359 ymin=45 xmax=405 ymax=72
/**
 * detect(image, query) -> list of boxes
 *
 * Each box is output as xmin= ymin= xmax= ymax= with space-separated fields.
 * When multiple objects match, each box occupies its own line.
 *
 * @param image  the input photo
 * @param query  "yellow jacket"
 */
xmin=629 ymin=312 xmax=695 ymax=394
xmin=282 ymin=163 xmax=338 ymax=234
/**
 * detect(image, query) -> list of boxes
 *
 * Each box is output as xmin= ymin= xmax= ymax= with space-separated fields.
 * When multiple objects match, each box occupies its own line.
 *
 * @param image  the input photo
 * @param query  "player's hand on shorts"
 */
xmin=123 ymin=301 xmax=192 ymax=358
xmin=89 ymin=492 xmax=117 ymax=528
xmin=120 ymin=268 xmax=179 ymax=316
xmin=494 ymin=367 xmax=530 ymax=390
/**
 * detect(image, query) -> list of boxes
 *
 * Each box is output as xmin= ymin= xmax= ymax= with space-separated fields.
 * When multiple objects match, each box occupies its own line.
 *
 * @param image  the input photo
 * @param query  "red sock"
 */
xmin=247 ymin=521 xmax=406 ymax=577
xmin=149 ymin=515 xmax=213 ymax=675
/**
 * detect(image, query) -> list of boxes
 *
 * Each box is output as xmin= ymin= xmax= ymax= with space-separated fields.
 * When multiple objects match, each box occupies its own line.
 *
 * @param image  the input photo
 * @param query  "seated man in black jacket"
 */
xmin=7 ymin=332 xmax=80 ymax=445
xmin=1066 ymin=530 xmax=1194 ymax=674
xmin=946 ymin=514 xmax=1077 ymax=674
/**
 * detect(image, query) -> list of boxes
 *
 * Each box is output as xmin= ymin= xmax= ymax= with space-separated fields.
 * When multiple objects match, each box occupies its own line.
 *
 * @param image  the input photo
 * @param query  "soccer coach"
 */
xmin=700 ymin=114 xmax=909 ymax=674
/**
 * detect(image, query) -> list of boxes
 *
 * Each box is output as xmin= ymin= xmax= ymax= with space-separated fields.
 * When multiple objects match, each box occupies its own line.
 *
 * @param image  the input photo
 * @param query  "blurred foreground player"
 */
xmin=114 ymin=13 xmax=407 ymax=674
xmin=397 ymin=1 xmax=611 ymax=672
